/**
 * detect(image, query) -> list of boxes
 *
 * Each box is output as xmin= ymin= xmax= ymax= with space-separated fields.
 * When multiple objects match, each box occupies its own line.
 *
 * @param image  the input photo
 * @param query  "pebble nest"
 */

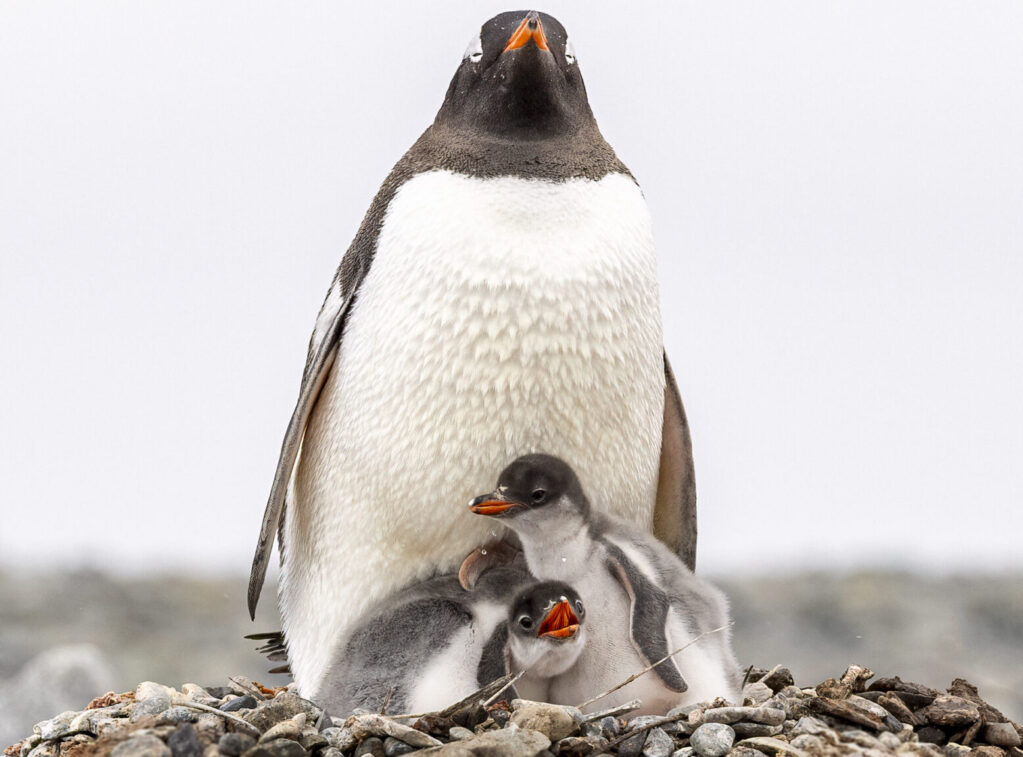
xmin=6 ymin=666 xmax=1022 ymax=757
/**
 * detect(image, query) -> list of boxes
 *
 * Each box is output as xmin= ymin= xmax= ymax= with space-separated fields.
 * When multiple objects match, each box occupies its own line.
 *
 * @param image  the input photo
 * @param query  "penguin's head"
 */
xmin=507 ymin=581 xmax=587 ymax=676
xmin=468 ymin=454 xmax=589 ymax=522
xmin=435 ymin=11 xmax=595 ymax=140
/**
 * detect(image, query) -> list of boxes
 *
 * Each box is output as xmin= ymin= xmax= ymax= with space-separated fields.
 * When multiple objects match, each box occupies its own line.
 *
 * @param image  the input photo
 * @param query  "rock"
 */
xmin=918 ymin=696 xmax=982 ymax=729
xmin=195 ymin=716 xmax=226 ymax=746
xmin=297 ymin=731 xmax=326 ymax=751
xmin=354 ymin=737 xmax=385 ymax=757
xmin=641 ymin=728 xmax=674 ymax=757
xmin=509 ymin=702 xmax=577 ymax=742
xmin=218 ymin=733 xmax=256 ymax=756
xmin=259 ymin=715 xmax=307 ymax=744
xmin=617 ymin=731 xmax=647 ymax=757
xmin=731 ymin=724 xmax=783 ymax=739
xmin=168 ymin=723 xmax=203 ymax=757
xmin=112 ymin=734 xmax=173 ymax=757
xmin=689 ymin=723 xmax=735 ymax=757
xmin=918 ymin=727 xmax=949 ymax=745
xmin=761 ymin=669 xmax=795 ymax=693
xmin=729 ymin=749 xmax=764 ymax=757
xmin=742 ymin=683 xmax=774 ymax=706
xmin=382 ymin=737 xmax=415 ymax=757
xmin=944 ymin=745 xmax=972 ymax=757
xmin=33 ymin=711 xmax=77 ymax=741
xmin=221 ymin=697 xmax=258 ymax=714
xmin=241 ymin=739 xmax=308 ymax=757
xmin=671 ymin=748 xmax=694 ymax=757
xmin=880 ymin=692 xmax=922 ymax=725
xmin=788 ymin=735 xmax=823 ymax=752
xmin=970 ymin=748 xmax=1007 ymax=757
xmin=701 ymin=708 xmax=785 ymax=727
xmin=132 ymin=683 xmax=173 ymax=723
xmin=449 ymin=727 xmax=475 ymax=741
xmin=984 ymin=724 xmax=1023 ymax=749
xmin=790 ymin=717 xmax=830 ymax=736
xmin=735 ymin=737 xmax=808 ymax=756
xmin=418 ymin=724 xmax=551 ymax=756
xmin=840 ymin=665 xmax=875 ymax=693
xmin=553 ymin=735 xmax=605 ymax=756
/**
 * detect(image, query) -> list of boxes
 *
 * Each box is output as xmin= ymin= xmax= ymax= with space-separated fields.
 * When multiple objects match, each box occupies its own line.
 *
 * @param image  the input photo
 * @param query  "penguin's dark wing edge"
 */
xmin=653 ymin=353 xmax=698 ymax=570
xmin=605 ymin=544 xmax=688 ymax=693
xmin=247 ymin=284 xmax=356 ymax=619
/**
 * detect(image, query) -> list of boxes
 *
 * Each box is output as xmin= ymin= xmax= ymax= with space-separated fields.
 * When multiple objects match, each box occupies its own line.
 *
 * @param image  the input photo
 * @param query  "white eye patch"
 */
xmin=565 ymin=38 xmax=576 ymax=65
xmin=464 ymin=32 xmax=483 ymax=62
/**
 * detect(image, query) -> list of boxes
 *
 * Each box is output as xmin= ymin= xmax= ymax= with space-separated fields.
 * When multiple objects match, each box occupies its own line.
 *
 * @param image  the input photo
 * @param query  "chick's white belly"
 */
xmin=284 ymin=170 xmax=665 ymax=694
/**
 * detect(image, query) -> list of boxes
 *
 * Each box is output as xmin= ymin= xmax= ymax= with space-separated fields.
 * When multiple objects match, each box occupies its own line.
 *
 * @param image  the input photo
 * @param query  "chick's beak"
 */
xmin=504 ymin=11 xmax=549 ymax=52
xmin=469 ymin=492 xmax=519 ymax=516
xmin=537 ymin=600 xmax=580 ymax=639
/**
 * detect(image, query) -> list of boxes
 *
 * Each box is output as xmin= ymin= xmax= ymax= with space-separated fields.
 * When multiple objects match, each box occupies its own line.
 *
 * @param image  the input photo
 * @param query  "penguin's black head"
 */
xmin=509 ymin=581 xmax=585 ymax=642
xmin=469 ymin=454 xmax=589 ymax=519
xmin=435 ymin=11 xmax=594 ymax=140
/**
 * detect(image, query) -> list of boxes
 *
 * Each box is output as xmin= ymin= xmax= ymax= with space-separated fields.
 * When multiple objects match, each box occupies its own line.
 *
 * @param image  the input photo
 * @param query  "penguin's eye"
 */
xmin=463 ymin=33 xmax=483 ymax=63
xmin=518 ymin=615 xmax=533 ymax=630
xmin=531 ymin=489 xmax=546 ymax=503
xmin=564 ymin=39 xmax=576 ymax=66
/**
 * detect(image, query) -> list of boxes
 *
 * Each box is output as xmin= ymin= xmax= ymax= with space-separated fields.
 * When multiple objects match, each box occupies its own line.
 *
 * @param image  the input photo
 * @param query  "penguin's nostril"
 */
xmin=527 ymin=18 xmax=538 ymax=30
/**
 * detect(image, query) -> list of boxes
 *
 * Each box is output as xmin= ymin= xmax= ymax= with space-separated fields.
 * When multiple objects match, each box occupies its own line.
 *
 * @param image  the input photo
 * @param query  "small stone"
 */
xmin=168 ymin=724 xmax=202 ymax=757
xmin=841 ymin=730 xmax=883 ymax=749
xmin=426 ymin=726 xmax=550 ymax=756
xmin=731 ymin=724 xmax=783 ymax=739
xmin=729 ymin=749 xmax=763 ymax=757
xmin=221 ymin=697 xmax=258 ymax=713
xmin=671 ymin=749 xmax=694 ymax=757
xmin=641 ymin=728 xmax=674 ymax=757
xmin=879 ymin=732 xmax=902 ymax=749
xmin=554 ymin=735 xmax=605 ymax=756
xmin=489 ymin=709 xmax=511 ymax=728
xmin=320 ymin=750 xmax=343 ymax=757
xmin=241 ymin=739 xmax=308 ymax=757
xmin=195 ymin=716 xmax=226 ymax=746
xmin=218 ymin=733 xmax=255 ymax=756
xmin=918 ymin=727 xmax=948 ymax=745
xmin=202 ymin=747 xmax=219 ymax=757
xmin=158 ymin=708 xmax=199 ymax=726
xmin=984 ymin=724 xmax=1023 ymax=749
xmin=297 ymin=731 xmax=326 ymax=752
xmin=761 ymin=669 xmax=795 ymax=693
xmin=742 ymin=683 xmax=774 ymax=706
xmin=702 ymin=708 xmax=785 ymax=727
xmin=510 ymin=702 xmax=578 ymax=742
xmin=112 ymin=734 xmax=173 ymax=757
xmin=244 ymin=695 xmax=318 ymax=732
xmin=34 ymin=712 xmax=77 ymax=740
xmin=788 ymin=735 xmax=823 ymax=752
xmin=131 ymin=686 xmax=173 ymax=724
xmin=839 ymin=665 xmax=875 ymax=693
xmin=259 ymin=715 xmax=307 ymax=744
xmin=789 ymin=717 xmax=830 ymax=737
xmin=880 ymin=693 xmax=921 ymax=726
xmin=449 ymin=727 xmax=475 ymax=741
xmin=690 ymin=723 xmax=735 ymax=757
xmin=181 ymin=685 xmax=217 ymax=704
xmin=667 ymin=703 xmax=704 ymax=721
xmin=382 ymin=737 xmax=414 ymax=757
xmin=353 ymin=737 xmax=385 ymax=757
xmin=944 ymin=745 xmax=972 ymax=757
xmin=599 ymin=716 xmax=621 ymax=738
xmin=618 ymin=731 xmax=648 ymax=757
xmin=734 ymin=737 xmax=807 ymax=756
xmin=919 ymin=697 xmax=981 ymax=729
xmin=969 ymin=748 xmax=1007 ymax=757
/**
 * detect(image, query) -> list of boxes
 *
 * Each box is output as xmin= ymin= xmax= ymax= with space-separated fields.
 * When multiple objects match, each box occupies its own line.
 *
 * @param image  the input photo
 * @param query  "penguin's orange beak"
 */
xmin=537 ymin=600 xmax=579 ymax=640
xmin=469 ymin=492 xmax=523 ymax=517
xmin=504 ymin=11 xmax=549 ymax=53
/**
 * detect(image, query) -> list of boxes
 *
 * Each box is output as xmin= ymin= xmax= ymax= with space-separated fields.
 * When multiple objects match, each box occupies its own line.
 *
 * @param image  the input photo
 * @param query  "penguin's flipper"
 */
xmin=477 ymin=624 xmax=516 ymax=698
xmin=605 ymin=546 xmax=689 ymax=693
xmin=653 ymin=353 xmax=698 ymax=571
xmin=247 ymin=274 xmax=359 ymax=619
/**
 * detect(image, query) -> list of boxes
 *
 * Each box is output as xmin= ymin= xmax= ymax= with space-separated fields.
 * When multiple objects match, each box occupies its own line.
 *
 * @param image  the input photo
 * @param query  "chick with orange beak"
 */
xmin=471 ymin=454 xmax=741 ymax=714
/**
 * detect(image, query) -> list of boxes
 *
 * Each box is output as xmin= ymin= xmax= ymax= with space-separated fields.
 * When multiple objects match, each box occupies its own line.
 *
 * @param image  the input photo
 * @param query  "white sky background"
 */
xmin=1 ymin=1 xmax=1021 ymax=579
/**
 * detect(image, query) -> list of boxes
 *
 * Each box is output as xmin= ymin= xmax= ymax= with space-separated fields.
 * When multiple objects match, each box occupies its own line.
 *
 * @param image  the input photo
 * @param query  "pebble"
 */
xmin=641 ymin=727 xmax=674 ymax=757
xmin=918 ymin=696 xmax=982 ymax=729
xmin=158 ymin=707 xmax=200 ymax=726
xmin=617 ymin=731 xmax=648 ymax=757
xmin=218 ymin=733 xmax=255 ymax=756
xmin=34 ymin=711 xmax=77 ymax=740
xmin=241 ymin=739 xmax=308 ymax=757
xmin=985 ymin=723 xmax=1023 ymax=748
xmin=168 ymin=723 xmax=202 ymax=757
xmin=382 ymin=737 xmax=415 ymax=757
xmin=731 ymin=723 xmax=783 ymax=738
xmin=689 ymin=723 xmax=735 ymax=757
xmin=221 ymin=697 xmax=258 ymax=713
xmin=112 ymin=734 xmax=173 ymax=757
xmin=742 ymin=682 xmax=774 ymax=705
xmin=354 ymin=737 xmax=385 ymax=757
xmin=735 ymin=736 xmax=807 ymax=756
xmin=509 ymin=701 xmax=577 ymax=742
xmin=671 ymin=748 xmax=694 ymax=757
xmin=448 ymin=726 xmax=475 ymax=741
xmin=258 ymin=714 xmax=307 ymax=743
xmin=701 ymin=706 xmax=786 ymax=726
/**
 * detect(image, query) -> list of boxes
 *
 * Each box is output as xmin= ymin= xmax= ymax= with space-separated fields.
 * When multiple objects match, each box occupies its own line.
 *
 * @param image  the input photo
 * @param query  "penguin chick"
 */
xmin=470 ymin=455 xmax=741 ymax=714
xmin=312 ymin=566 xmax=588 ymax=716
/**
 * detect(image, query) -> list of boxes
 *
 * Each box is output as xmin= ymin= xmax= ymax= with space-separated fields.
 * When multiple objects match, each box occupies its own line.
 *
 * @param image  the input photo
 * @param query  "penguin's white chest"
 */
xmin=288 ymin=169 xmax=665 ymax=693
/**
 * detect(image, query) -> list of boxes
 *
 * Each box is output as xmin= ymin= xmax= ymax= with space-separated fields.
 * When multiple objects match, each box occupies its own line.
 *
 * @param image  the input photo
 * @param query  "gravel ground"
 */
xmin=5 ymin=665 xmax=1022 ymax=757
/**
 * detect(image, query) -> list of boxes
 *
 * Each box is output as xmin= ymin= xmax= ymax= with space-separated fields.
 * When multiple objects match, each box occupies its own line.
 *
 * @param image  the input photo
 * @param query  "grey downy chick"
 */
xmin=470 ymin=454 xmax=741 ymax=714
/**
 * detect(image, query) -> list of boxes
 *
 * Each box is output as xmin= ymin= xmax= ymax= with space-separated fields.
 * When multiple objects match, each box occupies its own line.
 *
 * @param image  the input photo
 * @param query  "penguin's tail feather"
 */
xmin=245 ymin=631 xmax=292 ymax=676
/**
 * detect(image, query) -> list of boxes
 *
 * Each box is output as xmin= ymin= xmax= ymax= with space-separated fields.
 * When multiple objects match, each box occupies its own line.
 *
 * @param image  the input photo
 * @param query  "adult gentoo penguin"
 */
xmin=314 ymin=567 xmax=587 ymax=715
xmin=470 ymin=454 xmax=740 ymax=713
xmin=248 ymin=9 xmax=698 ymax=694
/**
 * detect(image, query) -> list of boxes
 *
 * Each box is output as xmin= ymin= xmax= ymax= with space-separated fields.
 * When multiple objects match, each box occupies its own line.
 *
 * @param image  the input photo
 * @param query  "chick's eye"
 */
xmin=518 ymin=615 xmax=533 ymax=630
xmin=531 ymin=489 xmax=546 ymax=502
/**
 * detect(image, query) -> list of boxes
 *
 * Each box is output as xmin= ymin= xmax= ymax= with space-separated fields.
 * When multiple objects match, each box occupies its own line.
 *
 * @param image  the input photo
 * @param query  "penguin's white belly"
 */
xmin=285 ymin=169 xmax=665 ymax=694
